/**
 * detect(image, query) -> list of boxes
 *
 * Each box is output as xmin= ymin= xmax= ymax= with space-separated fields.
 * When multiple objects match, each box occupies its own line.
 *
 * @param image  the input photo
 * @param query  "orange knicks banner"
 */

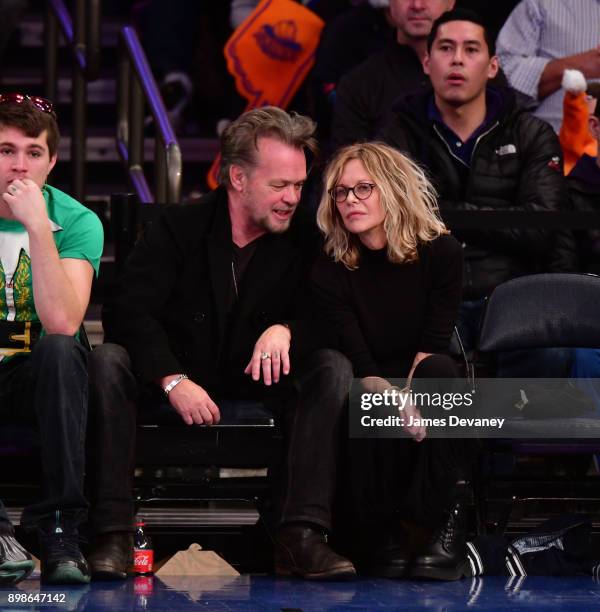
xmin=559 ymin=90 xmax=597 ymax=175
xmin=207 ymin=0 xmax=324 ymax=189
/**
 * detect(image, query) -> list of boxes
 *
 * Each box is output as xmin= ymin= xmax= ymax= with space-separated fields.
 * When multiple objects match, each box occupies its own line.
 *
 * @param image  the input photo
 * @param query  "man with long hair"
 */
xmin=91 ymin=106 xmax=358 ymax=580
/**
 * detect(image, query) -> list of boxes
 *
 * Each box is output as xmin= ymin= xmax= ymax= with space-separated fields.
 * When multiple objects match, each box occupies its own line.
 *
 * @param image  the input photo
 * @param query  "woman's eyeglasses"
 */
xmin=329 ymin=182 xmax=376 ymax=203
xmin=0 ymin=93 xmax=54 ymax=114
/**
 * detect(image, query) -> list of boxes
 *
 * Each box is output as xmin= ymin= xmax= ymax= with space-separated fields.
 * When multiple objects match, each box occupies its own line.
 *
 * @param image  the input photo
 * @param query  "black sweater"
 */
xmin=331 ymin=42 xmax=429 ymax=149
xmin=310 ymin=234 xmax=463 ymax=378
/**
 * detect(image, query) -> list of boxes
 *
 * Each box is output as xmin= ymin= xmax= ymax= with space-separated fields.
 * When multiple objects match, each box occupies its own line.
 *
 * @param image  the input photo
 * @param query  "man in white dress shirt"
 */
xmin=497 ymin=0 xmax=600 ymax=132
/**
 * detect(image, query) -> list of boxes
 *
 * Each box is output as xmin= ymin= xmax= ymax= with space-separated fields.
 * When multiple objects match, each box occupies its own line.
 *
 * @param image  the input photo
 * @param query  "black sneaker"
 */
xmin=39 ymin=514 xmax=90 ymax=585
xmin=0 ymin=532 xmax=35 ymax=585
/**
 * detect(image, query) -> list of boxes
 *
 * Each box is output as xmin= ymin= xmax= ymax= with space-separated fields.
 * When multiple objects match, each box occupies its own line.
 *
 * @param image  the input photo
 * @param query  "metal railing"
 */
xmin=116 ymin=26 xmax=182 ymax=204
xmin=44 ymin=0 xmax=102 ymax=202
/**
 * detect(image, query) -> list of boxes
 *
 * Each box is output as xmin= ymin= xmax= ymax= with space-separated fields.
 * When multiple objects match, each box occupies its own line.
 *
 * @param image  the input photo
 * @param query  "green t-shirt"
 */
xmin=0 ymin=184 xmax=103 ymax=359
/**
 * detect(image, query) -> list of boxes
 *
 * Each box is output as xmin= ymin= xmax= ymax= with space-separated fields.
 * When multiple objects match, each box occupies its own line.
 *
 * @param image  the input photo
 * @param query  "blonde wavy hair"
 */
xmin=317 ymin=142 xmax=448 ymax=269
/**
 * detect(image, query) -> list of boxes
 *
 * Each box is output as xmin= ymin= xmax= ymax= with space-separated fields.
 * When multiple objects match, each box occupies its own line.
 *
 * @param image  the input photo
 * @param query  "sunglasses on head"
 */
xmin=0 ymin=93 xmax=54 ymax=114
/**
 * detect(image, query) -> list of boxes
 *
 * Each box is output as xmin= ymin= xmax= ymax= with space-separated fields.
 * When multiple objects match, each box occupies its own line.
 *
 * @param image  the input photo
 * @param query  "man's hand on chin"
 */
xmin=2 ymin=179 xmax=48 ymax=229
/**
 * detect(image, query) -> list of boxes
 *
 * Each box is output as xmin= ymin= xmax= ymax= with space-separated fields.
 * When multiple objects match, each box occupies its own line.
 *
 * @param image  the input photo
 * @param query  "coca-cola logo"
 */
xmin=134 ymin=550 xmax=154 ymax=571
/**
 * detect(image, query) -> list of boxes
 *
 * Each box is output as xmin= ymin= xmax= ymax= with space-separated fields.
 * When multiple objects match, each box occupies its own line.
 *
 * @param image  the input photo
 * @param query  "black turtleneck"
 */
xmin=310 ymin=234 xmax=463 ymax=378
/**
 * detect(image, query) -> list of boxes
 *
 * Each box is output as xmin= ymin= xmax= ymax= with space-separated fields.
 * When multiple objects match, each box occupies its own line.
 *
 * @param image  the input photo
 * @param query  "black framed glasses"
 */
xmin=0 ymin=93 xmax=54 ymax=114
xmin=329 ymin=182 xmax=376 ymax=203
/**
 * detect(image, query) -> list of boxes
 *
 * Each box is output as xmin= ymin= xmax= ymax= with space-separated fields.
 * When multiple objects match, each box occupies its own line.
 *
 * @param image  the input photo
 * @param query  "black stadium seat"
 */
xmin=474 ymin=273 xmax=600 ymax=532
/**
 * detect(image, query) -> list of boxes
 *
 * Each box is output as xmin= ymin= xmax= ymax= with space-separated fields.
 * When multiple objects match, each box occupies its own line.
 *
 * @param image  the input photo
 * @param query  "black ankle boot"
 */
xmin=274 ymin=523 xmax=356 ymax=580
xmin=409 ymin=501 xmax=471 ymax=581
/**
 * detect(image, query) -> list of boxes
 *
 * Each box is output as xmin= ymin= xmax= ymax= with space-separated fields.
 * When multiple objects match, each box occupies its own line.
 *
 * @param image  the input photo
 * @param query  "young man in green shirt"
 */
xmin=0 ymin=94 xmax=103 ymax=585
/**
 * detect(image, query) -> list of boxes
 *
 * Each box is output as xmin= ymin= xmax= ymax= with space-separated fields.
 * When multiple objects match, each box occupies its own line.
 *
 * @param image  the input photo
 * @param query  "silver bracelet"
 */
xmin=163 ymin=374 xmax=189 ymax=396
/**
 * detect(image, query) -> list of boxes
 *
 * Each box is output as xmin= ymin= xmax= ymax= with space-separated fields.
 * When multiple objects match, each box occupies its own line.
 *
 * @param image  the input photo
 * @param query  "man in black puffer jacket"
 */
xmin=379 ymin=9 xmax=574 ymax=337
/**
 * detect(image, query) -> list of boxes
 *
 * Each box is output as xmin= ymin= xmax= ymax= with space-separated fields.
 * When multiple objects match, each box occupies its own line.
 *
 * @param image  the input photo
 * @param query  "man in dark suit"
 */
xmin=87 ymin=106 xmax=356 ymax=580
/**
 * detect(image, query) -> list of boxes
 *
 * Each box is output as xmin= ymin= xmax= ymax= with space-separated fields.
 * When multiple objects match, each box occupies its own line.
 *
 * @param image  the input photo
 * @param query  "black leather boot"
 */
xmin=409 ymin=501 xmax=471 ymax=581
xmin=88 ymin=532 xmax=133 ymax=580
xmin=274 ymin=523 xmax=356 ymax=580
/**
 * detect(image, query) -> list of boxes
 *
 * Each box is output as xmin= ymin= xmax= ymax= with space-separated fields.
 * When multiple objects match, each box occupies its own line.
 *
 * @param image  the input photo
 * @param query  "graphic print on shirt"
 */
xmin=0 ymin=220 xmax=62 ymax=323
xmin=0 ymin=231 xmax=34 ymax=322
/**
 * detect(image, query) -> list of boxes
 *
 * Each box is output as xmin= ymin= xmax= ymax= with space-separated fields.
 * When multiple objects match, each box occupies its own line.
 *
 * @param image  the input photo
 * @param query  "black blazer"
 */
xmin=103 ymin=187 xmax=321 ymax=393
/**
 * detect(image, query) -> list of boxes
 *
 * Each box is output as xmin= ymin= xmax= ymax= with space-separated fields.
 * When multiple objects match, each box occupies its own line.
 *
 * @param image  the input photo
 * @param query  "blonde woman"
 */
xmin=315 ymin=141 xmax=462 ymax=393
xmin=311 ymin=142 xmax=473 ymax=580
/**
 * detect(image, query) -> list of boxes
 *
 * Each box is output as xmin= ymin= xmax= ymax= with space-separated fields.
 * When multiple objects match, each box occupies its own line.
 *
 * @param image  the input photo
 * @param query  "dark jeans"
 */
xmin=0 ymin=335 xmax=89 ymax=532
xmin=280 ymin=349 xmax=354 ymax=531
xmin=87 ymin=343 xmax=282 ymax=534
xmin=89 ymin=344 xmax=358 ymax=536
xmin=87 ymin=344 xmax=138 ymax=534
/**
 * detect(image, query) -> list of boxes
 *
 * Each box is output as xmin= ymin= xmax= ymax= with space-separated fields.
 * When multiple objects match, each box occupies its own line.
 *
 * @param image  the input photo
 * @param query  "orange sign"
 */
xmin=207 ymin=0 xmax=324 ymax=189
xmin=560 ymin=90 xmax=598 ymax=175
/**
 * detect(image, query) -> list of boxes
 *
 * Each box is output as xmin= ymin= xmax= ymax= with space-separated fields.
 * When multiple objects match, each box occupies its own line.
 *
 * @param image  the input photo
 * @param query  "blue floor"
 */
xmin=2 ymin=575 xmax=600 ymax=610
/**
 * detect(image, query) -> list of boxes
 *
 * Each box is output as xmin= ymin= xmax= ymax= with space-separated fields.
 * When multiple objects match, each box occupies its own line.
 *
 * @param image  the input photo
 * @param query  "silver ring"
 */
xmin=260 ymin=352 xmax=271 ymax=361
xmin=7 ymin=184 xmax=17 ymax=195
